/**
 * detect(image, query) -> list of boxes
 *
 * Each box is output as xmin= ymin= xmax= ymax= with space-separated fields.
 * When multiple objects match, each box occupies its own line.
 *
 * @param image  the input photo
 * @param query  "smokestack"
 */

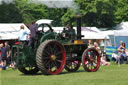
xmin=76 ymin=13 xmax=82 ymax=40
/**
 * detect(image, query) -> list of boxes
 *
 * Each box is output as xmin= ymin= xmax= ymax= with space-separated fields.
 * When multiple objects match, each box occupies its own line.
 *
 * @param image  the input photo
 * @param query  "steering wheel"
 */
xmin=38 ymin=24 xmax=53 ymax=33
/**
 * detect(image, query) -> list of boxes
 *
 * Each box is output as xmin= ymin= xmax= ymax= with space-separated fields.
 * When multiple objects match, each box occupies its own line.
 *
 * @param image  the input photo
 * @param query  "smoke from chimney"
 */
xmin=0 ymin=0 xmax=14 ymax=4
xmin=28 ymin=0 xmax=79 ymax=9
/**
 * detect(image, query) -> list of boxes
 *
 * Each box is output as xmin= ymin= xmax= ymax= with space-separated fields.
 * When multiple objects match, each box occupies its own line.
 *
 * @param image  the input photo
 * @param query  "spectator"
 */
xmin=122 ymin=43 xmax=128 ymax=63
xmin=112 ymin=51 xmax=120 ymax=64
xmin=117 ymin=40 xmax=123 ymax=48
xmin=0 ymin=44 xmax=2 ymax=62
xmin=0 ymin=44 xmax=3 ymax=70
xmin=93 ymin=42 xmax=110 ymax=66
xmin=126 ymin=48 xmax=128 ymax=64
xmin=0 ymin=43 xmax=2 ymax=62
xmin=4 ymin=42 xmax=11 ymax=66
xmin=118 ymin=42 xmax=127 ymax=64
xmin=93 ymin=42 xmax=101 ymax=54
xmin=88 ymin=40 xmax=93 ymax=48
xmin=101 ymin=52 xmax=110 ymax=66
xmin=0 ymin=43 xmax=7 ymax=69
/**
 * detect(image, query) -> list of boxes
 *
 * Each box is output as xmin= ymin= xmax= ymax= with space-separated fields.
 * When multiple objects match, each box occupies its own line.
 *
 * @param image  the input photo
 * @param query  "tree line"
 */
xmin=0 ymin=0 xmax=128 ymax=29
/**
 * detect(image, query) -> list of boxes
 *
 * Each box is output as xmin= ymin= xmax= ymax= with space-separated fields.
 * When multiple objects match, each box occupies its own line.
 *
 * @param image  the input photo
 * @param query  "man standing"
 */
xmin=4 ymin=42 xmax=11 ymax=66
xmin=29 ymin=22 xmax=38 ymax=49
xmin=0 ymin=43 xmax=7 ymax=67
xmin=0 ymin=43 xmax=2 ymax=63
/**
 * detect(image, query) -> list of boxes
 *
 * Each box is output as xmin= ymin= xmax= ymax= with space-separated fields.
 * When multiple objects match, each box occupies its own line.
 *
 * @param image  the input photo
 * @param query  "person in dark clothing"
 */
xmin=0 ymin=43 xmax=9 ymax=67
xmin=29 ymin=22 xmax=38 ymax=49
xmin=0 ymin=43 xmax=3 ymax=62
xmin=5 ymin=42 xmax=11 ymax=65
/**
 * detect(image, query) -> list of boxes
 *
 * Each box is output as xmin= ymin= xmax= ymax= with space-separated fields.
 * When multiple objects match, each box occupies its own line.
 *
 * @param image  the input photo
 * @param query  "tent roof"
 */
xmin=115 ymin=21 xmax=128 ymax=30
xmin=0 ymin=24 xmax=109 ymax=40
xmin=102 ymin=30 xmax=114 ymax=35
xmin=81 ymin=31 xmax=109 ymax=39
xmin=0 ymin=23 xmax=29 ymax=40
xmin=81 ymin=27 xmax=109 ymax=39
xmin=0 ymin=23 xmax=29 ymax=33
xmin=81 ymin=27 xmax=101 ymax=33
xmin=114 ymin=29 xmax=128 ymax=36
xmin=103 ymin=29 xmax=128 ymax=36
xmin=36 ymin=19 xmax=53 ymax=25
xmin=0 ymin=32 xmax=18 ymax=40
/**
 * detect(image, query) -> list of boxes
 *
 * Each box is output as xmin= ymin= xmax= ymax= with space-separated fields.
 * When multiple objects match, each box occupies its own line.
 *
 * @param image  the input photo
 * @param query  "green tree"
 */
xmin=47 ymin=8 xmax=67 ymax=26
xmin=61 ymin=0 xmax=117 ymax=28
xmin=1 ymin=0 xmax=128 ymax=28
xmin=0 ymin=1 xmax=22 ymax=23
xmin=114 ymin=0 xmax=128 ymax=23
xmin=15 ymin=0 xmax=48 ymax=24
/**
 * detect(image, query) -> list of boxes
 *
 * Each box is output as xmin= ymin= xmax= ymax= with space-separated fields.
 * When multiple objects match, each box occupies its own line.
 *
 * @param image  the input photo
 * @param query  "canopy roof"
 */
xmin=0 ymin=23 xmax=29 ymax=40
xmin=36 ymin=19 xmax=53 ymax=25
xmin=115 ymin=21 xmax=128 ymax=30
xmin=81 ymin=27 xmax=109 ymax=39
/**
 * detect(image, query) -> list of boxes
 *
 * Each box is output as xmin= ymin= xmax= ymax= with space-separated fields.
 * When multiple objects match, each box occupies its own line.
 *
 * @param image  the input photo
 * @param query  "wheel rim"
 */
xmin=42 ymin=41 xmax=66 ymax=75
xmin=65 ymin=60 xmax=81 ymax=72
xmin=23 ymin=67 xmax=37 ymax=71
xmin=82 ymin=48 xmax=100 ymax=72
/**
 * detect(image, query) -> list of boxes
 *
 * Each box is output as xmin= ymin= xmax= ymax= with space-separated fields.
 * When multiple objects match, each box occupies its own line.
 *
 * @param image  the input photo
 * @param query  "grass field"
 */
xmin=1 ymin=63 xmax=128 ymax=85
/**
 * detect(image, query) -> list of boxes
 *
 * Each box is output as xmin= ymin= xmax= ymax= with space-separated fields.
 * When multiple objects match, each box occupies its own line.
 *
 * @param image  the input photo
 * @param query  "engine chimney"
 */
xmin=76 ymin=13 xmax=82 ymax=40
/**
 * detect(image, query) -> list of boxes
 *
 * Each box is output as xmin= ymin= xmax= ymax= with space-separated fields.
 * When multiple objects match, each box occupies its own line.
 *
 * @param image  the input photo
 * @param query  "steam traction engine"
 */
xmin=11 ymin=15 xmax=100 ymax=75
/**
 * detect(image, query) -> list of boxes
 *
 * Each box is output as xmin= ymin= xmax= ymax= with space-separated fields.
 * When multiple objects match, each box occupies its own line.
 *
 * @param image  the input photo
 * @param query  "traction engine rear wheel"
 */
xmin=65 ymin=54 xmax=81 ymax=72
xmin=12 ymin=46 xmax=39 ymax=75
xmin=82 ymin=48 xmax=100 ymax=72
xmin=65 ymin=60 xmax=81 ymax=72
xmin=36 ymin=40 xmax=66 ymax=75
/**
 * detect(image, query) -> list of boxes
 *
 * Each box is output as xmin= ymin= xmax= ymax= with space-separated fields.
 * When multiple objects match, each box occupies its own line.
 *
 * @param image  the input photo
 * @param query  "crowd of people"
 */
xmin=88 ymin=40 xmax=128 ymax=66
xmin=88 ymin=40 xmax=110 ymax=66
xmin=112 ymin=41 xmax=128 ymax=64
xmin=0 ymin=42 xmax=11 ymax=70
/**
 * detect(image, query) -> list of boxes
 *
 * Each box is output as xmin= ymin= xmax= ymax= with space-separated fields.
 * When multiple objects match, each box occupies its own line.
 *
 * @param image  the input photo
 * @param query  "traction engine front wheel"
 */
xmin=82 ymin=48 xmax=100 ymax=72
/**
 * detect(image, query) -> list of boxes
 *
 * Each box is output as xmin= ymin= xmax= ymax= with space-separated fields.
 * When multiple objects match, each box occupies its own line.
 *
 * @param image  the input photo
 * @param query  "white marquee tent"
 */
xmin=115 ymin=21 xmax=128 ymax=30
xmin=0 ymin=23 xmax=109 ymax=41
xmin=0 ymin=23 xmax=29 ymax=40
xmin=102 ymin=29 xmax=128 ymax=46
xmin=81 ymin=27 xmax=109 ymax=39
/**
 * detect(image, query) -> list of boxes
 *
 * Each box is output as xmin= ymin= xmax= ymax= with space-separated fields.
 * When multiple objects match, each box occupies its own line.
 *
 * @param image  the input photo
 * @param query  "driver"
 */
xmin=61 ymin=24 xmax=76 ymax=39
xmin=29 ymin=21 xmax=38 ymax=49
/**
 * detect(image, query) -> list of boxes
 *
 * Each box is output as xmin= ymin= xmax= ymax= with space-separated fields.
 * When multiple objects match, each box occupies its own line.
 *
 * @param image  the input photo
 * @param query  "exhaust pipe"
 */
xmin=76 ymin=14 xmax=83 ymax=40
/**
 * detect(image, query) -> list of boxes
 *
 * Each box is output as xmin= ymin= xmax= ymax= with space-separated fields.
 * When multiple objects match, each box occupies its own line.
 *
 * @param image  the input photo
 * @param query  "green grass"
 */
xmin=1 ymin=63 xmax=128 ymax=85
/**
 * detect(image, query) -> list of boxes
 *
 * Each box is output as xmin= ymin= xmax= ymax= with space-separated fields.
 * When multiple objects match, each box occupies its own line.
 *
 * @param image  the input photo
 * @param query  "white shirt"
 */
xmin=112 ymin=53 xmax=118 ymax=59
xmin=18 ymin=29 xmax=29 ymax=41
